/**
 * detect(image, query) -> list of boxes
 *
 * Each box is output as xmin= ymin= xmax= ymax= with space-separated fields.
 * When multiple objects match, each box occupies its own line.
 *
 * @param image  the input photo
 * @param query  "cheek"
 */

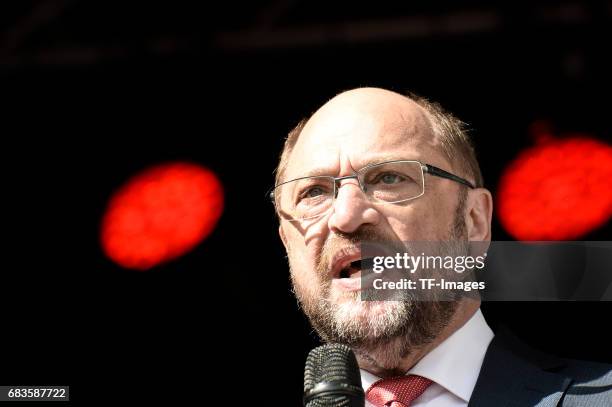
xmin=284 ymin=220 xmax=326 ymax=271
xmin=289 ymin=254 xmax=323 ymax=303
xmin=383 ymin=198 xmax=454 ymax=240
xmin=387 ymin=214 xmax=435 ymax=241
xmin=286 ymin=232 xmax=322 ymax=296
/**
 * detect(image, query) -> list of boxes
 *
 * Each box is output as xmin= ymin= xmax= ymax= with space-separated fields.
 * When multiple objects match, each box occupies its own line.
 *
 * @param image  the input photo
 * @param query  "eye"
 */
xmin=374 ymin=172 xmax=406 ymax=184
xmin=297 ymin=185 xmax=331 ymax=204
xmin=304 ymin=186 xmax=325 ymax=198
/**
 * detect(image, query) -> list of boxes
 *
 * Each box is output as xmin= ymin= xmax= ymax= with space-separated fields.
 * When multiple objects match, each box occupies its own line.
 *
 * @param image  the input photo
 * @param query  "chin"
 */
xmin=331 ymin=286 xmax=404 ymax=314
xmin=332 ymin=297 xmax=408 ymax=339
xmin=338 ymin=299 xmax=399 ymax=317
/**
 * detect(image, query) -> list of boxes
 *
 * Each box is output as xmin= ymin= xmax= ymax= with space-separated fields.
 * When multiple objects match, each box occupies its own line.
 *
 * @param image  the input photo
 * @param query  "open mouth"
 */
xmin=339 ymin=259 xmax=360 ymax=279
xmin=338 ymin=258 xmax=373 ymax=279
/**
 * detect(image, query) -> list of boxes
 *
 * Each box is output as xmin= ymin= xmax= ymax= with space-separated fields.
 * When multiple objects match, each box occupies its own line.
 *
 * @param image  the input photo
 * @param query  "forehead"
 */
xmin=284 ymin=92 xmax=446 ymax=180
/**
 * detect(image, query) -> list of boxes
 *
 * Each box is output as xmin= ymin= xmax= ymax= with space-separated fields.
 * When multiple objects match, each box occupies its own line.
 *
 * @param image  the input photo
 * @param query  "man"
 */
xmin=270 ymin=87 xmax=611 ymax=406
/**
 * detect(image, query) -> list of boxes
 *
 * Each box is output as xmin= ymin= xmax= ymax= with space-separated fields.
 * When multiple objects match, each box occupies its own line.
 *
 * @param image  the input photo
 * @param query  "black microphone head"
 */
xmin=303 ymin=343 xmax=364 ymax=407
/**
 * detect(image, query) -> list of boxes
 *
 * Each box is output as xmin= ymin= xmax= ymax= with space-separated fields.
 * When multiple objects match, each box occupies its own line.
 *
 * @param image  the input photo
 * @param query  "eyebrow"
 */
xmin=297 ymin=154 xmax=422 ymax=179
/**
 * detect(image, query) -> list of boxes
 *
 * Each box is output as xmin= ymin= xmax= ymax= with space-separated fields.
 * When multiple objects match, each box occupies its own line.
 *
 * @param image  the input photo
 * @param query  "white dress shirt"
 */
xmin=361 ymin=309 xmax=494 ymax=407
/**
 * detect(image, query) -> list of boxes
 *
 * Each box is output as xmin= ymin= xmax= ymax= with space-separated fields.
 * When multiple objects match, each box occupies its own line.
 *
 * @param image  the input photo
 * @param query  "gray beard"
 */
xmin=290 ymin=191 xmax=469 ymax=371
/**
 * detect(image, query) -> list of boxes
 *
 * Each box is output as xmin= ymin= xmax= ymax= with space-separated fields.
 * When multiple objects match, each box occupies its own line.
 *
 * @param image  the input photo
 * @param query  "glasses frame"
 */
xmin=268 ymin=159 xmax=476 ymax=221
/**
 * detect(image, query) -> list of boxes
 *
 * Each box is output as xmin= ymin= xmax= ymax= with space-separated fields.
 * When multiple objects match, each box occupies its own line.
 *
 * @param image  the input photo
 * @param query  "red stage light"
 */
xmin=497 ymin=134 xmax=612 ymax=240
xmin=100 ymin=162 xmax=224 ymax=270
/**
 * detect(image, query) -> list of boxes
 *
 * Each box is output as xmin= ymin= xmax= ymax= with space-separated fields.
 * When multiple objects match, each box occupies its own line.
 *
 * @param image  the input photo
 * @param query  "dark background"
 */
xmin=1 ymin=1 xmax=611 ymax=404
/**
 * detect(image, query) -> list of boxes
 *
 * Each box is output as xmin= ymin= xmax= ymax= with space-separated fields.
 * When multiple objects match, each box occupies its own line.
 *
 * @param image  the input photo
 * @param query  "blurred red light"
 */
xmin=497 ymin=136 xmax=612 ymax=240
xmin=100 ymin=162 xmax=224 ymax=270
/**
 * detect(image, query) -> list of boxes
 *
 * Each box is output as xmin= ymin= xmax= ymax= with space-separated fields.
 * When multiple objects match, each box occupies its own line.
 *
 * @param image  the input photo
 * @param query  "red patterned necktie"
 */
xmin=366 ymin=374 xmax=433 ymax=407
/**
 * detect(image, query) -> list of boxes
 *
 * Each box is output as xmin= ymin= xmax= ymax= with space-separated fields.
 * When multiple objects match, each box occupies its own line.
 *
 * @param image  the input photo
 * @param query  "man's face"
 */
xmin=278 ymin=89 xmax=471 ymax=362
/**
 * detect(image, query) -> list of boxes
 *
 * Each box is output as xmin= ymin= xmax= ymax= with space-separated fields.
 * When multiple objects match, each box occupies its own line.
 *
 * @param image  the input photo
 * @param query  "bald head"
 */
xmin=296 ymin=88 xmax=440 ymax=171
xmin=308 ymin=87 xmax=426 ymax=126
xmin=274 ymin=87 xmax=482 ymax=190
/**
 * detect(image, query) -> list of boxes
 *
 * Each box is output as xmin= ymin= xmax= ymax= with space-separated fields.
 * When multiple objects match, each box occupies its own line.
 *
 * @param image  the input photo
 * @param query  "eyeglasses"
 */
xmin=268 ymin=160 xmax=475 ymax=222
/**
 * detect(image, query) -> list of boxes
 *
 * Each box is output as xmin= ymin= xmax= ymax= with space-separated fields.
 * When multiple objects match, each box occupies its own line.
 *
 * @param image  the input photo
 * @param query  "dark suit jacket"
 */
xmin=469 ymin=331 xmax=612 ymax=406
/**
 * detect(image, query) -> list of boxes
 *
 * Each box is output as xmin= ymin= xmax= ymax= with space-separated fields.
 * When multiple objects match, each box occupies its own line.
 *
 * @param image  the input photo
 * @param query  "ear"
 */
xmin=465 ymin=188 xmax=493 ymax=241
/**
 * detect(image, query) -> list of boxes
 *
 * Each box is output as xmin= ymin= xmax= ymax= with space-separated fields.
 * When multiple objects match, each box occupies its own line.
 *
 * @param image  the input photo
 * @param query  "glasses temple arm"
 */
xmin=424 ymin=164 xmax=476 ymax=189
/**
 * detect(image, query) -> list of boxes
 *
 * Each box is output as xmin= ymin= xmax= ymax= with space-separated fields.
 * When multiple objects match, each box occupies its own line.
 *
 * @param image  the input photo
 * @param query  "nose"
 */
xmin=327 ymin=178 xmax=380 ymax=234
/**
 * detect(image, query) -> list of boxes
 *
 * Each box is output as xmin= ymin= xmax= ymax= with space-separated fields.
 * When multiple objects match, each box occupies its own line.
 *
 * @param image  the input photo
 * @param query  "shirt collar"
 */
xmin=360 ymin=308 xmax=494 ymax=402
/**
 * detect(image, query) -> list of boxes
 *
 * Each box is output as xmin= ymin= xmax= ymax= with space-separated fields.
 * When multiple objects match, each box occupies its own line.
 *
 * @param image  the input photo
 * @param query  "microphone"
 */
xmin=303 ymin=343 xmax=365 ymax=407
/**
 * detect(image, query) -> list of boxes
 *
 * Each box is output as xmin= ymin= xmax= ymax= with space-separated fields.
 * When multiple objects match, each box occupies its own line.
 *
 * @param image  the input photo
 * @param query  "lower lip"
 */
xmin=332 ymin=270 xmax=380 ymax=292
xmin=332 ymin=277 xmax=362 ymax=292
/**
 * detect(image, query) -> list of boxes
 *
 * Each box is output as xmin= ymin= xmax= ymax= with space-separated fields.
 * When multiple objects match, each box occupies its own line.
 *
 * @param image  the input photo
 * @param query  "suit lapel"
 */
xmin=469 ymin=332 xmax=573 ymax=407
